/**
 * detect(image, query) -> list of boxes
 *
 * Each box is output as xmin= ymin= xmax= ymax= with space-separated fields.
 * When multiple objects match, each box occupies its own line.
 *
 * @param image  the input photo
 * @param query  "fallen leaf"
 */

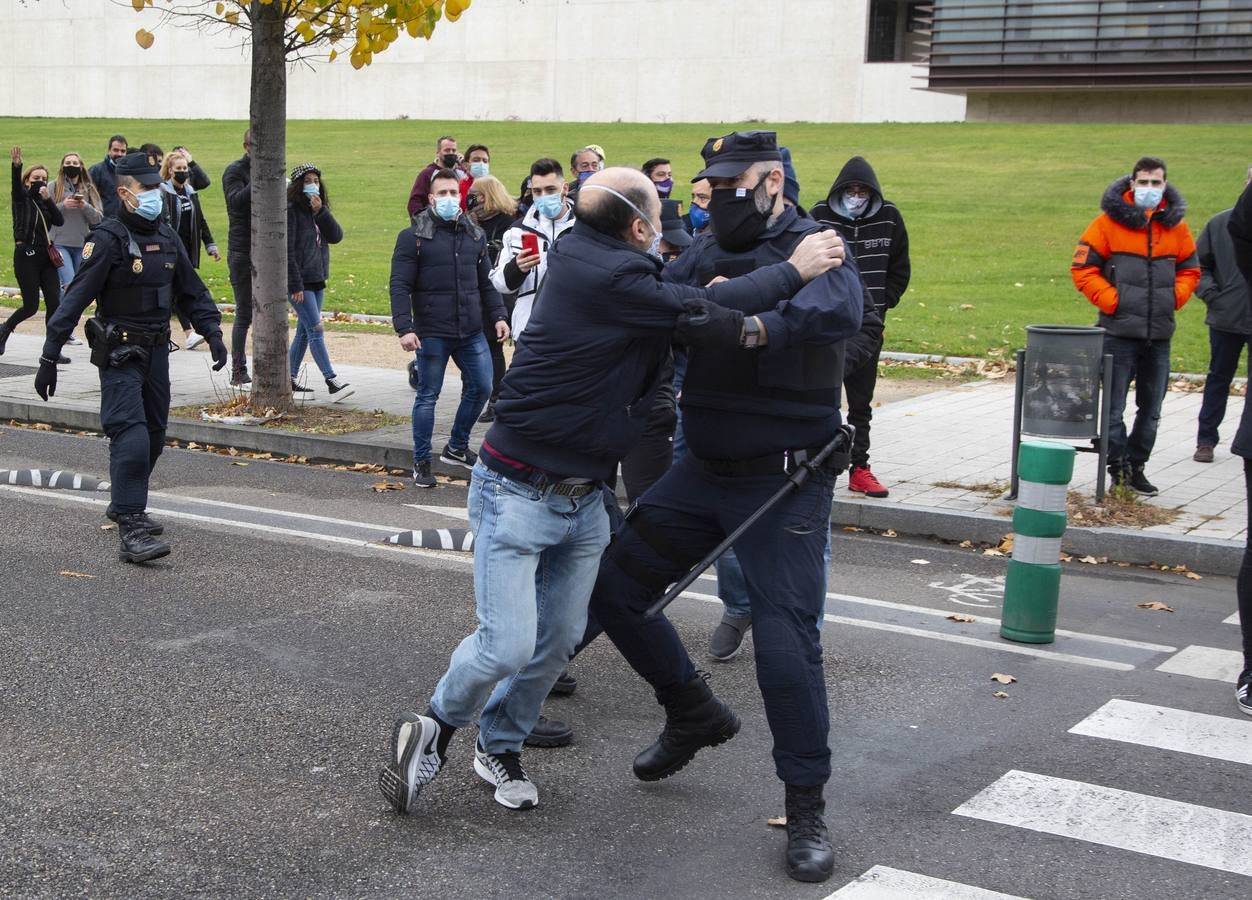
xmin=910 ymin=559 xmax=931 ymax=565
xmin=99 ymin=524 xmax=116 ymax=532
xmin=882 ymin=529 xmax=898 ymax=537
xmin=230 ymin=461 xmax=249 ymax=467
xmin=186 ymin=441 xmax=201 ymax=449
xmin=990 ymin=673 xmax=1017 ymax=684
xmin=946 ymin=613 xmax=976 ymax=623
xmin=1136 ymin=601 xmax=1174 ymax=612
xmin=997 ymin=535 xmax=1014 ymax=553
xmin=31 ymin=422 xmax=51 ymax=431
xmin=1059 ymin=552 xmax=1073 ymax=562
xmin=982 ymin=548 xmax=1004 ymax=557
xmin=959 ymin=303 xmax=974 ymax=310
xmin=1079 ymin=555 xmax=1100 ymax=564
xmin=372 ymin=481 xmax=405 ymax=492
xmin=1184 ymin=571 xmax=1202 ymax=580
xmin=59 ymin=570 xmax=96 ymax=579
xmin=842 ymin=526 xmax=865 ymax=533
xmin=993 ymin=691 xmax=1010 ymax=699
xmin=959 ymin=540 xmax=973 ymax=548
xmin=767 ymin=815 xmax=787 ymax=827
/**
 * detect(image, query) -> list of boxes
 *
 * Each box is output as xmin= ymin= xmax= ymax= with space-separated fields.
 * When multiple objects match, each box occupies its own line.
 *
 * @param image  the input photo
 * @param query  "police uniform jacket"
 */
xmin=664 ymin=207 xmax=864 ymax=460
xmin=43 ymin=212 xmax=222 ymax=356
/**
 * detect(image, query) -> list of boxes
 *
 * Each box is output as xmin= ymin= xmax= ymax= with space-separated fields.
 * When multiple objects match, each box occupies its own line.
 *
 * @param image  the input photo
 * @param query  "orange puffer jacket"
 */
xmin=1071 ymin=176 xmax=1200 ymax=341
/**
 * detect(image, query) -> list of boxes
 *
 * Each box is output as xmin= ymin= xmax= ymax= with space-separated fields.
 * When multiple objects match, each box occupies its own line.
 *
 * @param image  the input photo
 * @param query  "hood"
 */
xmin=160 ymin=179 xmax=196 ymax=196
xmin=1100 ymin=175 xmax=1187 ymax=230
xmin=824 ymin=156 xmax=883 ymax=219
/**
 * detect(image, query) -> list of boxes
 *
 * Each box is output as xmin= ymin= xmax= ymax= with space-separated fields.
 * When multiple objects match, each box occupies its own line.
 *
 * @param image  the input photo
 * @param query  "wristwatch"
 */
xmin=739 ymin=316 xmax=761 ymax=350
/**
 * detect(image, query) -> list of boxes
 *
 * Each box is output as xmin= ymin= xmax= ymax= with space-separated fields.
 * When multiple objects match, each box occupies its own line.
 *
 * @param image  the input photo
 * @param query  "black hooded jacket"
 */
xmin=810 ymin=156 xmax=911 ymax=315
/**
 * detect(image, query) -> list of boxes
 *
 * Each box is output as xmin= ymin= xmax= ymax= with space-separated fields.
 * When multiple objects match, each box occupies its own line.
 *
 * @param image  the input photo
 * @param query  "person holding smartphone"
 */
xmin=489 ymin=158 xmax=576 ymax=343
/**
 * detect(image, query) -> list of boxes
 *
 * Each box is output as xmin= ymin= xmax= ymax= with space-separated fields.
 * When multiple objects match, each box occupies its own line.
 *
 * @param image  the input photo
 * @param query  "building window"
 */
xmin=867 ymin=0 xmax=930 ymax=63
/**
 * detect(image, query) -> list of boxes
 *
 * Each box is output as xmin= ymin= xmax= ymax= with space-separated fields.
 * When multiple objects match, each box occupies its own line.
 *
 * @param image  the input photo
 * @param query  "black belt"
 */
xmin=694 ymin=446 xmax=827 ymax=478
xmin=480 ymin=449 xmax=599 ymax=497
xmin=114 ymin=326 xmax=170 ymax=348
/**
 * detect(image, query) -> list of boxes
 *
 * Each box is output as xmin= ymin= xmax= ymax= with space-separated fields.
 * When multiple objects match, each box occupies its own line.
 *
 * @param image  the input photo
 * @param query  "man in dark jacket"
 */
xmin=389 ymin=169 xmax=509 ymax=488
xmin=89 ymin=134 xmax=128 ymax=219
xmin=378 ymin=165 xmax=846 ymax=818
xmin=1194 ymin=169 xmax=1252 ymax=463
xmin=811 ymin=155 xmax=910 ymax=499
xmin=1072 ymin=156 xmax=1200 ymax=494
xmin=1226 ymin=172 xmax=1252 ymax=716
xmin=222 ymin=130 xmax=253 ymax=384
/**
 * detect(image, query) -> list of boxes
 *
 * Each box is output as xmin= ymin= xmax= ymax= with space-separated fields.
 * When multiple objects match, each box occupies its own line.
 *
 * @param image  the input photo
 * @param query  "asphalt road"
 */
xmin=0 ymin=424 xmax=1247 ymax=899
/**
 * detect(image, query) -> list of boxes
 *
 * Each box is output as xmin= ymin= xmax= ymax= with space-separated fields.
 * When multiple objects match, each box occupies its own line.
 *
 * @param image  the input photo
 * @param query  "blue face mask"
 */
xmin=534 ymin=193 xmax=565 ymax=219
xmin=469 ymin=161 xmax=489 ymax=179
xmin=130 ymin=188 xmax=163 ymax=221
xmin=434 ymin=196 xmax=460 ymax=221
xmin=577 ymin=170 xmax=594 ymax=183
xmin=688 ymin=204 xmax=709 ymax=230
xmin=1133 ymin=186 xmax=1163 ymax=210
xmin=303 ymin=182 xmax=320 ymax=197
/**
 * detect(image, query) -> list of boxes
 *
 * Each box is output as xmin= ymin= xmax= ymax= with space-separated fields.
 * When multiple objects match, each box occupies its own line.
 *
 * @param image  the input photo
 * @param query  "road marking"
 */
xmin=1069 ymin=699 xmax=1252 ymax=766
xmin=1156 ymin=645 xmax=1245 ymax=682
xmin=827 ymin=866 xmax=1027 ymax=899
xmin=405 ymin=502 xmax=469 ymax=521
xmin=1226 ymin=611 xmax=1241 ymax=625
xmin=953 ymin=769 xmax=1252 ymax=877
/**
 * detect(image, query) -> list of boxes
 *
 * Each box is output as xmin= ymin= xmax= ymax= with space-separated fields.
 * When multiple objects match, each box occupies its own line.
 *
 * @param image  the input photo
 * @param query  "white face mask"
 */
xmin=582 ymin=184 xmax=662 ymax=259
xmin=843 ymin=192 xmax=869 ymax=215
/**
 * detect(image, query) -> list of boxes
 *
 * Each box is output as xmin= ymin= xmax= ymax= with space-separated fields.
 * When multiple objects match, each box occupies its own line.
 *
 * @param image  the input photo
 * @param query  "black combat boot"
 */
xmin=117 ymin=513 xmax=171 ymax=563
xmin=106 ymin=506 xmax=164 ymax=535
xmin=632 ymin=674 xmax=740 ymax=781
xmin=783 ymin=783 xmax=834 ymax=883
xmin=0 ymin=321 xmax=10 ymax=355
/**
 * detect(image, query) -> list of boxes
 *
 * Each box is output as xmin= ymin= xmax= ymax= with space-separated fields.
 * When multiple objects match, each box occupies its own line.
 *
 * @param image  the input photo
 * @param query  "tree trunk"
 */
xmin=248 ymin=0 xmax=291 ymax=411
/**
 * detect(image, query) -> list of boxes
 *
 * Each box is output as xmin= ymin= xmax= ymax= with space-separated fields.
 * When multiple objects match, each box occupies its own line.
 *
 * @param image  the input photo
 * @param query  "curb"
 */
xmin=4 ymin=397 xmax=1243 ymax=576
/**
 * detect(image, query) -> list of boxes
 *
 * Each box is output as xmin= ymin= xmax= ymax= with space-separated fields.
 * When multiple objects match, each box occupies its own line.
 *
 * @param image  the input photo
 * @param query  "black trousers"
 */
xmin=483 ymin=321 xmax=506 ymax=401
xmin=99 ymin=341 xmax=170 ymax=515
xmin=620 ymin=404 xmax=677 ymax=503
xmin=843 ymin=334 xmax=883 ymax=469
xmin=1238 ymin=459 xmax=1252 ymax=674
xmin=6 ymin=246 xmax=61 ymax=331
xmin=228 ymin=253 xmax=252 ymax=370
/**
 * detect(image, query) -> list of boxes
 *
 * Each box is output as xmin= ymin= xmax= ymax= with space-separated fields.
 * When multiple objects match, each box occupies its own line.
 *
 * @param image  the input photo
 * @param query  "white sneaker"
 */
xmin=66 ymin=334 xmax=83 ymax=346
xmin=186 ymin=333 xmax=206 ymax=351
xmin=378 ymin=713 xmax=447 ymax=815
xmin=474 ymin=742 xmax=538 ymax=810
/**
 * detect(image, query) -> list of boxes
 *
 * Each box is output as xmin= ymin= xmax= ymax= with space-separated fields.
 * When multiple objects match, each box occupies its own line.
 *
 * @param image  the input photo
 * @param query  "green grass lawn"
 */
xmin=3 ymin=117 xmax=1245 ymax=372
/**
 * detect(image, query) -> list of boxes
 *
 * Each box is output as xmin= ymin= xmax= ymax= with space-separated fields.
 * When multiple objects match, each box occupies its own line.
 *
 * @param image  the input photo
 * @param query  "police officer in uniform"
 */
xmin=35 ymin=151 xmax=227 ymax=563
xmin=588 ymin=131 xmax=863 ymax=883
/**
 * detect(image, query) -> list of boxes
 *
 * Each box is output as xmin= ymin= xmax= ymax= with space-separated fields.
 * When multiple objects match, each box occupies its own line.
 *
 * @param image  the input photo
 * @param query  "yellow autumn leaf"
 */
xmin=131 ymin=0 xmax=147 ymax=11
xmin=135 ymin=28 xmax=155 ymax=49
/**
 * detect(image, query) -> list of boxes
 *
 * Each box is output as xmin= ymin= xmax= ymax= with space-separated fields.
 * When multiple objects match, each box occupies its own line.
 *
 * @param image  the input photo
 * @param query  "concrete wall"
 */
xmin=0 ymin=0 xmax=965 ymax=123
xmin=965 ymin=89 xmax=1252 ymax=124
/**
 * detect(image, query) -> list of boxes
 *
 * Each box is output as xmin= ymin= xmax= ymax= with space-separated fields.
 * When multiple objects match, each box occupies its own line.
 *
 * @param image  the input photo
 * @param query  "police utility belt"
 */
xmin=84 ymin=317 xmax=171 ymax=369
xmin=480 ymin=448 xmax=598 ymax=497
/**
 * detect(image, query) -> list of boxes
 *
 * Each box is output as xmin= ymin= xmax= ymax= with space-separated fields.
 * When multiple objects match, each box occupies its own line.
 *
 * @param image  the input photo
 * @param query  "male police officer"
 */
xmin=35 ymin=151 xmax=226 ymax=563
xmin=589 ymin=131 xmax=863 ymax=884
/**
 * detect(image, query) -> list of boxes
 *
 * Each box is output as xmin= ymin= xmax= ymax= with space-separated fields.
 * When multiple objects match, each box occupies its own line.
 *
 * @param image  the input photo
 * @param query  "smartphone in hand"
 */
xmin=521 ymin=233 xmax=540 ymax=257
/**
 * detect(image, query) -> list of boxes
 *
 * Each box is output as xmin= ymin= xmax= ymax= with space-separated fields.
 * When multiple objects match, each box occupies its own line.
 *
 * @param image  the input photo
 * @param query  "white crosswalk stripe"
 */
xmin=1069 ymin=699 xmax=1252 ymax=766
xmin=1155 ymin=644 xmax=1245 ymax=682
xmin=953 ymin=770 xmax=1252 ymax=877
xmin=827 ymin=866 xmax=1028 ymax=898
xmin=1225 ymin=611 xmax=1241 ymax=625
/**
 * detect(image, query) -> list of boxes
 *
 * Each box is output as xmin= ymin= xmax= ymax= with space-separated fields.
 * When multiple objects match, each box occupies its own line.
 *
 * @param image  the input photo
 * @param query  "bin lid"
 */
xmin=1025 ymin=325 xmax=1105 ymax=336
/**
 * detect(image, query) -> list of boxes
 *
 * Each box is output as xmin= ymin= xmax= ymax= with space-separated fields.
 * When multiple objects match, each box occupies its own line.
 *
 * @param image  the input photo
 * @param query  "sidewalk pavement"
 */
xmin=0 ymin=330 xmax=1246 ymax=574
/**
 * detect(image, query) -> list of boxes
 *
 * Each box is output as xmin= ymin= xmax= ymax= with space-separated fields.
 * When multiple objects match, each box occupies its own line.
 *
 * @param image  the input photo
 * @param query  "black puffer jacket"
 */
xmin=287 ymin=199 xmax=343 ymax=293
xmin=222 ymin=155 xmax=251 ymax=257
xmin=810 ymin=156 xmax=910 ymax=315
xmin=388 ymin=208 xmax=506 ymax=340
xmin=1227 ymin=182 xmax=1252 ymax=459
xmin=10 ymin=163 xmax=64 ymax=247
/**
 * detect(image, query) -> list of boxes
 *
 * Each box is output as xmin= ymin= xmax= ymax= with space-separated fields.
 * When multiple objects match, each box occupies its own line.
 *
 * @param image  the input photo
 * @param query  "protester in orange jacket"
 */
xmin=1071 ymin=156 xmax=1200 ymax=495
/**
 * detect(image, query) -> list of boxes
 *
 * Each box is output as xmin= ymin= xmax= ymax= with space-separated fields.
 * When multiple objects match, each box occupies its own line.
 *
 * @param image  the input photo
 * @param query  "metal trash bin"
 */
xmin=1010 ymin=325 xmax=1114 ymax=502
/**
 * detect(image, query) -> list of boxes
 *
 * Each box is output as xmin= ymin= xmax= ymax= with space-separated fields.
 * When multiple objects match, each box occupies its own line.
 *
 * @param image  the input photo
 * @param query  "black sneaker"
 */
xmin=440 ymin=443 xmax=477 ymax=470
xmin=473 ymin=742 xmax=538 ymax=809
xmin=292 ymin=379 xmax=313 ymax=393
xmin=407 ymin=359 xmax=420 ymax=391
xmin=230 ymin=368 xmax=252 ymax=386
xmin=106 ymin=506 xmax=164 ymax=536
xmin=523 ymin=715 xmax=573 ymax=748
xmin=708 ymin=613 xmax=752 ymax=662
xmin=56 ymin=354 xmax=70 ymax=365
xmin=1128 ymin=466 xmax=1158 ymax=496
xmin=548 ymin=668 xmax=577 ymax=697
xmin=478 ymin=400 xmax=496 ymax=424
xmin=412 ymin=460 xmax=437 ymax=489
xmin=379 ymin=712 xmax=447 ymax=815
xmin=1238 ymin=670 xmax=1252 ymax=717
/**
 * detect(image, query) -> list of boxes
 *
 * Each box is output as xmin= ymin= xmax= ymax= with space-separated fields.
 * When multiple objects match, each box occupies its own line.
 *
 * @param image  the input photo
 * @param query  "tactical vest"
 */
xmin=94 ymin=219 xmax=177 ymax=324
xmin=681 ymin=216 xmax=845 ymax=421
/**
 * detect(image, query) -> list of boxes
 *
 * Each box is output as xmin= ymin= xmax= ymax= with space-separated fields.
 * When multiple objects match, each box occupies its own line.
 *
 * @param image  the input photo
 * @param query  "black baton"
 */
xmin=643 ymin=425 xmax=853 ymax=619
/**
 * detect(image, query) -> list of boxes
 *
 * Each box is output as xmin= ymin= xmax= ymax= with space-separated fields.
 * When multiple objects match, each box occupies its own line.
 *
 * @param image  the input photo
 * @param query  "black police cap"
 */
xmin=115 ymin=149 xmax=163 ymax=187
xmin=692 ymin=130 xmax=782 ymax=182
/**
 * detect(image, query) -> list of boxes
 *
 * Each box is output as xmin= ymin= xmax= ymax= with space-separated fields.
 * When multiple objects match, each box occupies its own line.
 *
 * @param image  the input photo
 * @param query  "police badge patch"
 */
xmin=81 ymin=242 xmax=94 ymax=261
xmin=132 ymin=259 xmax=143 ymax=274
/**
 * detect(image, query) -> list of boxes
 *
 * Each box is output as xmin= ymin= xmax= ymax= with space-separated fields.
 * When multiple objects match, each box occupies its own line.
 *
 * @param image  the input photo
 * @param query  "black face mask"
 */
xmin=440 ymin=153 xmax=459 ymax=168
xmin=63 ymin=165 xmax=81 ymax=179
xmin=708 ymin=178 xmax=773 ymax=252
xmin=173 ymin=170 xmax=190 ymax=184
xmin=28 ymin=181 xmax=46 ymax=198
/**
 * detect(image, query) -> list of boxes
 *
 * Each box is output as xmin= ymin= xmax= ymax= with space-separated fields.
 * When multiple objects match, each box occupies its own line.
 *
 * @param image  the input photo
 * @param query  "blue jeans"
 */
xmin=55 ymin=244 xmax=83 ymax=287
xmin=1105 ymin=335 xmax=1172 ymax=468
xmin=288 ymin=288 xmax=335 ymax=380
xmin=1197 ymin=328 xmax=1249 ymax=447
xmin=430 ymin=463 xmax=610 ymax=753
xmin=411 ymin=333 xmax=493 ymax=464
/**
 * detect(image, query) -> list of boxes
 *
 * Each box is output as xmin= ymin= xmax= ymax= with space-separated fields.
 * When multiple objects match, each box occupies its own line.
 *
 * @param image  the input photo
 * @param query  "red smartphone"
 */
xmin=521 ymin=233 xmax=540 ymax=257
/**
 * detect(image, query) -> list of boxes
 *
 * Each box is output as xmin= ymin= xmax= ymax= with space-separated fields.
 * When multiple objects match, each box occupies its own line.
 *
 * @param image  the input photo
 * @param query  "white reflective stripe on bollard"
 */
xmin=1011 ymin=535 xmax=1062 ymax=565
xmin=1016 ymin=479 xmax=1068 ymax=512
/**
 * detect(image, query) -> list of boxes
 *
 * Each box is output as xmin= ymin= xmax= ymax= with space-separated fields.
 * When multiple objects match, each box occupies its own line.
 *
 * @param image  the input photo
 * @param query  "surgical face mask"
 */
xmin=440 ymin=152 xmax=459 ymax=168
xmin=582 ymin=184 xmax=662 ymax=260
xmin=434 ymin=195 xmax=460 ymax=221
xmin=173 ymin=170 xmax=190 ymax=185
xmin=654 ymin=178 xmax=673 ymax=199
xmin=469 ymin=161 xmax=489 ymax=179
xmin=688 ymin=203 xmax=709 ymax=230
xmin=708 ymin=178 xmax=773 ymax=252
xmin=577 ymin=170 xmax=594 ymax=183
xmin=303 ymin=182 xmax=320 ymax=197
xmin=129 ymin=188 xmax=164 ymax=221
xmin=534 ymin=193 xmax=565 ymax=220
xmin=843 ymin=191 xmax=869 ymax=217
xmin=1133 ymin=185 xmax=1163 ymax=210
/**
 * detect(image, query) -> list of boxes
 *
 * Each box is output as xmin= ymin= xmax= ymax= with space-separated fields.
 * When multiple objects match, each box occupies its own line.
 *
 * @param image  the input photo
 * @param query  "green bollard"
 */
xmin=1001 ymin=440 xmax=1075 ymax=644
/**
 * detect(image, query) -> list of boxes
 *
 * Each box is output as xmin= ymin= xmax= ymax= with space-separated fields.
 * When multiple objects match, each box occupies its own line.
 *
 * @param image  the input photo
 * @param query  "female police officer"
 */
xmin=34 ymin=150 xmax=226 ymax=563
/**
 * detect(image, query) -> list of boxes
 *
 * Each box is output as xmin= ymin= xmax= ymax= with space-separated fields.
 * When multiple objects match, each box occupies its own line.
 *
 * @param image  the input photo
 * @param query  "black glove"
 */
xmin=675 ymin=299 xmax=745 ymax=349
xmin=207 ymin=332 xmax=228 ymax=371
xmin=34 ymin=355 xmax=58 ymax=401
